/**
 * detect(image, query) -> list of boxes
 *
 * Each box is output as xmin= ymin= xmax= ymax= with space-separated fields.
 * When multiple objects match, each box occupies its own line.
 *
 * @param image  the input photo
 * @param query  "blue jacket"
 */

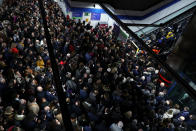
xmin=80 ymin=89 xmax=88 ymax=100
xmin=176 ymin=111 xmax=190 ymax=120
xmin=83 ymin=126 xmax=92 ymax=131
xmin=85 ymin=53 xmax=92 ymax=61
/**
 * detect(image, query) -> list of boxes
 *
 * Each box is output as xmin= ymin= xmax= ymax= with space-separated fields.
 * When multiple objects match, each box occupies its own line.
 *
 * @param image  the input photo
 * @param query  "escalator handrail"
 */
xmin=135 ymin=1 xmax=196 ymax=34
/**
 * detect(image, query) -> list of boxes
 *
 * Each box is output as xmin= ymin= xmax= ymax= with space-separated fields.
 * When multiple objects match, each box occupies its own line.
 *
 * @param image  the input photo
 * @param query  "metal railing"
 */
xmin=135 ymin=1 xmax=196 ymax=35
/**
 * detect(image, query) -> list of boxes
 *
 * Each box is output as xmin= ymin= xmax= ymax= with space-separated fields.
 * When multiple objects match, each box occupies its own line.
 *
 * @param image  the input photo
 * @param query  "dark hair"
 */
xmin=29 ymin=96 xmax=35 ymax=103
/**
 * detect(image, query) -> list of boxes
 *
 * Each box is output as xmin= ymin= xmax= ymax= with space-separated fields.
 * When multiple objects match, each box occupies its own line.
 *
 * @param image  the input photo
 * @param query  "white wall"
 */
xmin=100 ymin=13 xmax=115 ymax=27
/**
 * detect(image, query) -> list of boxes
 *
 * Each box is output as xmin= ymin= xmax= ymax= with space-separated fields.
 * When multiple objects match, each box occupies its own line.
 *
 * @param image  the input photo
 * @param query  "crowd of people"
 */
xmin=140 ymin=16 xmax=192 ymax=60
xmin=0 ymin=0 xmax=196 ymax=130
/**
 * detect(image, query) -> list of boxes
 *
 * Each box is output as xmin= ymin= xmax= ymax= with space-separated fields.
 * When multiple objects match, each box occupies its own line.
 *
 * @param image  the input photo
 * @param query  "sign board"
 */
xmin=72 ymin=12 xmax=83 ymax=19
xmin=84 ymin=12 xmax=90 ymax=16
xmin=91 ymin=13 xmax=101 ymax=20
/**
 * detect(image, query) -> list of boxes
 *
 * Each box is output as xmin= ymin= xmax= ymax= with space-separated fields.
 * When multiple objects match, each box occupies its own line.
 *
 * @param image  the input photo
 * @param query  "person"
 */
xmin=110 ymin=121 xmax=124 ymax=131
xmin=27 ymin=96 xmax=40 ymax=116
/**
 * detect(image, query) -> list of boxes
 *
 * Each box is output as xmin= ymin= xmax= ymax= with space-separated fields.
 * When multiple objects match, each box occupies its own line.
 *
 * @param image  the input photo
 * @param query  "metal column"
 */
xmin=38 ymin=0 xmax=73 ymax=130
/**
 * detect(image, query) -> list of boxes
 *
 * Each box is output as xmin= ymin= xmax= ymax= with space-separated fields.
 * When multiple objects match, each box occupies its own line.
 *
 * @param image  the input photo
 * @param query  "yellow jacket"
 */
xmin=36 ymin=60 xmax=45 ymax=69
xmin=166 ymin=32 xmax=174 ymax=39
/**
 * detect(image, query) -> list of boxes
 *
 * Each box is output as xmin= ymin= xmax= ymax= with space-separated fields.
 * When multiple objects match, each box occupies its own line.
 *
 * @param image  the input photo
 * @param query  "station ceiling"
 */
xmin=70 ymin=0 xmax=173 ymax=11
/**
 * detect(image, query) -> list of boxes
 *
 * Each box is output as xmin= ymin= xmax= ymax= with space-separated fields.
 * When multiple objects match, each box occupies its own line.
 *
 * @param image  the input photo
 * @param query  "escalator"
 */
xmin=134 ymin=1 xmax=196 ymax=35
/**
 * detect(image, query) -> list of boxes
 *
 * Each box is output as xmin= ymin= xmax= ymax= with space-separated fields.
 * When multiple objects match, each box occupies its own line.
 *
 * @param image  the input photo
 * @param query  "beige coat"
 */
xmin=28 ymin=101 xmax=40 ymax=115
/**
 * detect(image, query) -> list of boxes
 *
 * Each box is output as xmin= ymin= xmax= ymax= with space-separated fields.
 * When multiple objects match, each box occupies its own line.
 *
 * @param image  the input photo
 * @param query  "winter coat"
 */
xmin=28 ymin=101 xmax=40 ymax=115
xmin=36 ymin=59 xmax=45 ymax=69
